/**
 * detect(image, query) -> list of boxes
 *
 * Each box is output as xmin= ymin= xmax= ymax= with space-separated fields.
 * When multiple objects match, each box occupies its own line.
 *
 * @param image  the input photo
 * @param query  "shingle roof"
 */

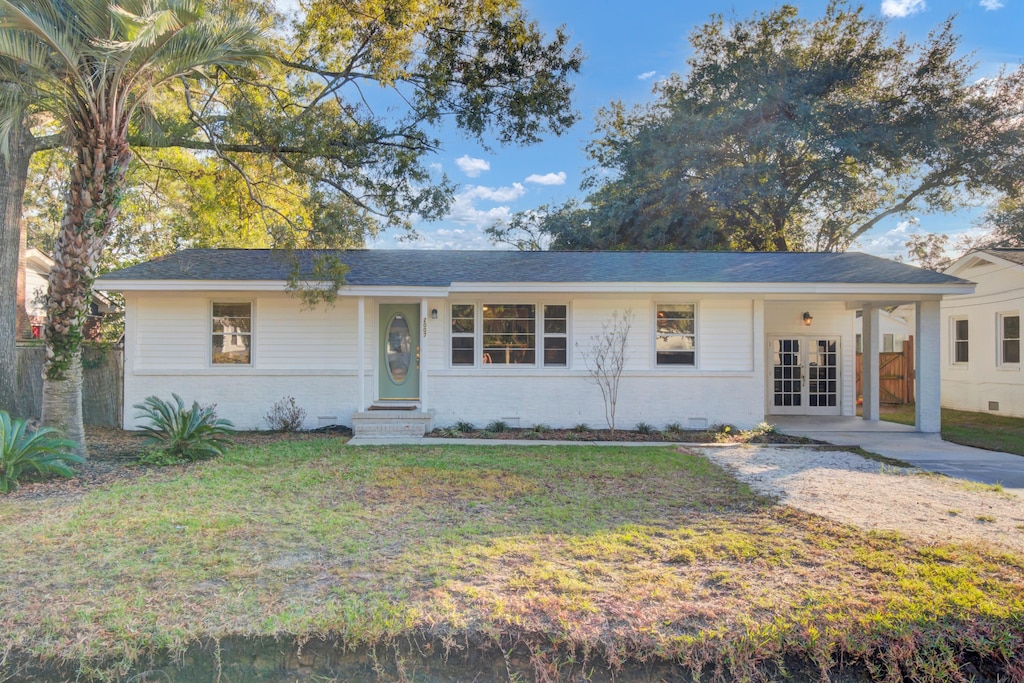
xmin=984 ymin=248 xmax=1024 ymax=267
xmin=97 ymin=249 xmax=968 ymax=286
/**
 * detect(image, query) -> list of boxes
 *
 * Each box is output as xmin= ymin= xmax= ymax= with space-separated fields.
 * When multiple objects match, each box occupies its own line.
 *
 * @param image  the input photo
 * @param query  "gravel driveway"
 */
xmin=693 ymin=445 xmax=1024 ymax=555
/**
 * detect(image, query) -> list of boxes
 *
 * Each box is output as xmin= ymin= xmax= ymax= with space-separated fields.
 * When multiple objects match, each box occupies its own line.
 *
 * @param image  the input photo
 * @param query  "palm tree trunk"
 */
xmin=0 ymin=121 xmax=33 ymax=416
xmin=41 ymin=119 xmax=132 ymax=457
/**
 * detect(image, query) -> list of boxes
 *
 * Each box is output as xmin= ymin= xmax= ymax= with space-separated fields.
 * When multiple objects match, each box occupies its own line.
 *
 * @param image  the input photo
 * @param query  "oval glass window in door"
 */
xmin=386 ymin=314 xmax=412 ymax=384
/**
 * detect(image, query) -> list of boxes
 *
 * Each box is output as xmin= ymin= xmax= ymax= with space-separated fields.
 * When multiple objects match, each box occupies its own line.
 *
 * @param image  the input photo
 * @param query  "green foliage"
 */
xmin=453 ymin=421 xmax=476 ymax=434
xmin=133 ymin=394 xmax=235 ymax=462
xmin=485 ymin=420 xmax=511 ymax=433
xmin=634 ymin=422 xmax=654 ymax=435
xmin=0 ymin=411 xmax=82 ymax=493
xmin=530 ymin=423 xmax=550 ymax=434
xmin=664 ymin=422 xmax=683 ymax=434
xmin=504 ymin=2 xmax=1024 ymax=253
xmin=572 ymin=423 xmax=590 ymax=433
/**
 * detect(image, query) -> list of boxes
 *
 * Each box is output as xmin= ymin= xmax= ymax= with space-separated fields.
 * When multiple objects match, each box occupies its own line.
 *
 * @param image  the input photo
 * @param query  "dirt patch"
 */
xmin=4 ymin=426 xmax=351 ymax=502
xmin=696 ymin=445 xmax=1024 ymax=555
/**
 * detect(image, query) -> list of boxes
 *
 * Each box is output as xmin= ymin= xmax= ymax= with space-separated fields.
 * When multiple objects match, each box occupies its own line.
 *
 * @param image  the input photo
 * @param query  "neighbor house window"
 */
xmin=656 ymin=304 xmax=696 ymax=366
xmin=543 ymin=305 xmax=568 ymax=366
xmin=212 ymin=302 xmax=251 ymax=364
xmin=450 ymin=304 xmax=568 ymax=367
xmin=952 ymin=318 xmax=969 ymax=364
xmin=451 ymin=304 xmax=475 ymax=366
xmin=1000 ymin=314 xmax=1020 ymax=365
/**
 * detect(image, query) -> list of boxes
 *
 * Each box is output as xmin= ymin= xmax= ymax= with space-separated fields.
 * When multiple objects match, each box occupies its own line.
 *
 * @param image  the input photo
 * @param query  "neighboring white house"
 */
xmin=854 ymin=305 xmax=915 ymax=354
xmin=941 ymin=249 xmax=1024 ymax=417
xmin=22 ymin=248 xmax=116 ymax=340
xmin=95 ymin=249 xmax=974 ymax=434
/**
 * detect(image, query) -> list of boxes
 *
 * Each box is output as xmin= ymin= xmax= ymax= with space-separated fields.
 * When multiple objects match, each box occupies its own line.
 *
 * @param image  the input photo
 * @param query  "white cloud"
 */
xmin=638 ymin=70 xmax=657 ymax=81
xmin=980 ymin=0 xmax=1003 ymax=9
xmin=857 ymin=219 xmax=918 ymax=259
xmin=524 ymin=171 xmax=567 ymax=186
xmin=881 ymin=0 xmax=925 ymax=17
xmin=455 ymin=155 xmax=490 ymax=178
xmin=428 ymin=162 xmax=443 ymax=173
xmin=462 ymin=183 xmax=527 ymax=202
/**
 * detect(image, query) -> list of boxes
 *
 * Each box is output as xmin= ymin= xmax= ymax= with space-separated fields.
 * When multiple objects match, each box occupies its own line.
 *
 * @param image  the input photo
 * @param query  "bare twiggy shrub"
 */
xmin=265 ymin=396 xmax=307 ymax=432
xmin=578 ymin=309 xmax=634 ymax=432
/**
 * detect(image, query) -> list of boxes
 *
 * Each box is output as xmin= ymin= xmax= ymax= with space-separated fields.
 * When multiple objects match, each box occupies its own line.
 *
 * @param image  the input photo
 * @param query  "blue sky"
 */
xmin=366 ymin=0 xmax=1024 ymax=257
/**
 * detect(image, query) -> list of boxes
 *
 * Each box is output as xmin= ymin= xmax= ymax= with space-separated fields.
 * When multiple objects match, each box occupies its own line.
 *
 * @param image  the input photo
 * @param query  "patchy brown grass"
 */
xmin=0 ymin=441 xmax=1021 ymax=681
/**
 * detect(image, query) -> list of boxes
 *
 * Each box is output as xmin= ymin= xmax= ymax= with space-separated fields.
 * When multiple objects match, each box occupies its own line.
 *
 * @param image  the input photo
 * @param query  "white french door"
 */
xmin=769 ymin=337 xmax=841 ymax=415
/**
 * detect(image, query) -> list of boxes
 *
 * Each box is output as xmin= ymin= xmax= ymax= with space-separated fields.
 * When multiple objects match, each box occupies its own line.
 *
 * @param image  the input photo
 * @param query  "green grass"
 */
xmin=880 ymin=405 xmax=1024 ymax=456
xmin=1 ymin=442 xmax=1022 ymax=681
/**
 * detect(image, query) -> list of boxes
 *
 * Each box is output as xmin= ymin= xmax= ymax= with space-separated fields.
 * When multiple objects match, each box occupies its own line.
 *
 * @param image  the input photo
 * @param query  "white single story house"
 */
xmin=941 ymin=248 xmax=1024 ymax=417
xmin=95 ymin=249 xmax=974 ymax=435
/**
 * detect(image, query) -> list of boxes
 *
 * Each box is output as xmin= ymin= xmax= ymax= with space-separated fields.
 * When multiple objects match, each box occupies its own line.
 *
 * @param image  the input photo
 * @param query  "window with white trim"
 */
xmin=449 ymin=303 xmax=568 ymax=367
xmin=952 ymin=318 xmax=968 ymax=364
xmin=543 ymin=305 xmax=568 ymax=366
xmin=1000 ymin=314 xmax=1020 ymax=365
xmin=656 ymin=304 xmax=696 ymax=366
xmin=451 ymin=304 xmax=475 ymax=366
xmin=212 ymin=302 xmax=252 ymax=364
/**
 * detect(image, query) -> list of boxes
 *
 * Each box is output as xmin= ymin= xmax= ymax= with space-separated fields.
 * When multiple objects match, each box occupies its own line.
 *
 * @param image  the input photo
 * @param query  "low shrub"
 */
xmin=486 ymin=420 xmax=510 ymax=433
xmin=265 ymin=396 xmax=307 ymax=432
xmin=0 ymin=411 xmax=82 ymax=493
xmin=530 ymin=423 xmax=551 ymax=434
xmin=635 ymin=422 xmax=655 ymax=435
xmin=133 ymin=394 xmax=235 ymax=463
xmin=572 ymin=423 xmax=590 ymax=433
xmin=664 ymin=421 xmax=683 ymax=434
xmin=453 ymin=421 xmax=476 ymax=434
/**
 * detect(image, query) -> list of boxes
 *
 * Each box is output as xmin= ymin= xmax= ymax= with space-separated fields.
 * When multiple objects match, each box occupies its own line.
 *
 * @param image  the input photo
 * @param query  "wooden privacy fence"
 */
xmin=855 ymin=337 xmax=915 ymax=404
xmin=14 ymin=343 xmax=123 ymax=427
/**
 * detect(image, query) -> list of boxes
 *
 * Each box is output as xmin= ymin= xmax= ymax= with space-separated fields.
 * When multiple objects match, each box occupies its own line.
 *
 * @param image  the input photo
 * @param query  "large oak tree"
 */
xmin=493 ymin=2 xmax=1024 ymax=253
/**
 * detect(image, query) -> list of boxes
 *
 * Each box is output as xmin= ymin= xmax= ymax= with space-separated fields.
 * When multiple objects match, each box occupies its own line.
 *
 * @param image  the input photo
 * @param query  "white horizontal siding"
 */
xmin=700 ymin=299 xmax=753 ymax=371
xmin=133 ymin=293 xmax=207 ymax=369
xmin=941 ymin=263 xmax=1024 ymax=417
xmin=257 ymin=296 xmax=353 ymax=370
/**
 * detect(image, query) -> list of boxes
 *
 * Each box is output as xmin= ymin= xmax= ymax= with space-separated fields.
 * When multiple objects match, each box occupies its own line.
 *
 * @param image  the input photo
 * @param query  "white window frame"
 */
xmin=654 ymin=302 xmax=698 ymax=369
xmin=951 ymin=316 xmax=969 ymax=365
xmin=998 ymin=312 xmax=1020 ymax=367
xmin=448 ymin=302 xmax=570 ymax=369
xmin=210 ymin=300 xmax=254 ymax=366
xmin=541 ymin=304 xmax=569 ymax=367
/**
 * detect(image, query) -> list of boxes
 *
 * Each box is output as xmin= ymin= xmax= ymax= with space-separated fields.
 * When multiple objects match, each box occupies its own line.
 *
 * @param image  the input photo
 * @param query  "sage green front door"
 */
xmin=379 ymin=304 xmax=420 ymax=400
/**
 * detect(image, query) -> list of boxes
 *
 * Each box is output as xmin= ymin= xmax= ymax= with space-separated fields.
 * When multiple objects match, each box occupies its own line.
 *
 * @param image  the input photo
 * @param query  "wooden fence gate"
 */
xmin=855 ymin=336 xmax=915 ymax=404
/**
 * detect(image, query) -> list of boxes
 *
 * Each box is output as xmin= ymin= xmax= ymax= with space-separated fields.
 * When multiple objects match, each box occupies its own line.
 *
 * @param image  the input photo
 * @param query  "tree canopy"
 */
xmin=492 ymin=2 xmax=1024 ymax=252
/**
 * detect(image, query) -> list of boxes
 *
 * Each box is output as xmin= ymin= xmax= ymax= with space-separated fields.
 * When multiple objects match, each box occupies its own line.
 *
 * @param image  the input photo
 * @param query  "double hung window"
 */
xmin=212 ymin=302 xmax=252 ymax=365
xmin=656 ymin=304 xmax=696 ymax=366
xmin=1000 ymin=314 xmax=1020 ymax=365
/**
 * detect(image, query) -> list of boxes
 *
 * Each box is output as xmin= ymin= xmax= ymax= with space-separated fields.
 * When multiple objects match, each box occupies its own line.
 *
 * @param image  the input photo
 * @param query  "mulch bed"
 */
xmin=425 ymin=427 xmax=815 ymax=444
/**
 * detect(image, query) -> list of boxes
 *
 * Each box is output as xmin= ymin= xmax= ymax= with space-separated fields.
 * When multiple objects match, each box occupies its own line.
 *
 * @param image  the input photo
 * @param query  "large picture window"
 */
xmin=483 ymin=304 xmax=535 ymax=365
xmin=1000 ymin=314 xmax=1020 ymax=365
xmin=656 ymin=304 xmax=696 ymax=366
xmin=212 ymin=302 xmax=251 ymax=364
xmin=953 ymin=318 xmax=969 ymax=364
xmin=450 ymin=303 xmax=567 ymax=367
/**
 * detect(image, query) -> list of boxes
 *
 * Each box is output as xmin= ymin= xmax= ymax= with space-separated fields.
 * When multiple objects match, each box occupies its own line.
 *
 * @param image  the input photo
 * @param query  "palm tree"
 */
xmin=0 ymin=0 xmax=267 ymax=454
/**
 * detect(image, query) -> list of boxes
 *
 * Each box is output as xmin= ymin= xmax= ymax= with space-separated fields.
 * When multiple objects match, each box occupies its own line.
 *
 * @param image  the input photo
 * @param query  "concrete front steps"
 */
xmin=351 ymin=405 xmax=433 ymax=438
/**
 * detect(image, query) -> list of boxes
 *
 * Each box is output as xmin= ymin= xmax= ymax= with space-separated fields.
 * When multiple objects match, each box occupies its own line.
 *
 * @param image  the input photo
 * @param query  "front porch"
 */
xmin=770 ymin=415 xmax=916 ymax=434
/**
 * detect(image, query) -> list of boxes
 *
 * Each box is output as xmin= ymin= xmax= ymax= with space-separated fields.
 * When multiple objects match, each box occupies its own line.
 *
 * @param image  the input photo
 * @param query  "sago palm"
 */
xmin=0 ymin=0 xmax=267 ymax=454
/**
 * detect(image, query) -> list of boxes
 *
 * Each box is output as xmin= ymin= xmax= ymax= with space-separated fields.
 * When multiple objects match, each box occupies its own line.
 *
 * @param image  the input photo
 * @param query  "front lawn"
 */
xmin=1 ymin=442 xmax=1022 ymax=681
xmin=881 ymin=404 xmax=1024 ymax=456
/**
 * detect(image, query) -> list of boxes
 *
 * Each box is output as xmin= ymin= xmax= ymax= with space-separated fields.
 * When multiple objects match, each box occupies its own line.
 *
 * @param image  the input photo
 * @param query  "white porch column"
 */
xmin=420 ymin=297 xmax=429 ymax=410
xmin=357 ymin=297 xmax=366 ymax=411
xmin=861 ymin=304 xmax=880 ymax=422
xmin=915 ymin=299 xmax=941 ymax=433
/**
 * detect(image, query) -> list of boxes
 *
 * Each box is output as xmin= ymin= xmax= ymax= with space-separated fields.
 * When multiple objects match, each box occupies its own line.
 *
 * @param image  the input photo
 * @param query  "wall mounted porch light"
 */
xmin=802 ymin=312 xmax=813 ymax=326
xmin=431 ymin=308 xmax=438 ymax=320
